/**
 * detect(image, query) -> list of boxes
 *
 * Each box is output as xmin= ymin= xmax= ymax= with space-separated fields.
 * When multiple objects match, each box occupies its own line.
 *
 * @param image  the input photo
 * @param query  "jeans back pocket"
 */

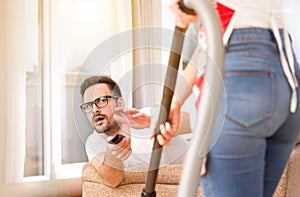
xmin=224 ymin=70 xmax=275 ymax=129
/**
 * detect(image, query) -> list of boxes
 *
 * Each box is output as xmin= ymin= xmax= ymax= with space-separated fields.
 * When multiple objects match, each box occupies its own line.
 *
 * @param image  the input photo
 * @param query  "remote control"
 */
xmin=109 ymin=134 xmax=125 ymax=144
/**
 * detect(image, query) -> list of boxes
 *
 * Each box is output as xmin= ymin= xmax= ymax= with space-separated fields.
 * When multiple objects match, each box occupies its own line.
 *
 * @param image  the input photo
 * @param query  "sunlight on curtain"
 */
xmin=131 ymin=0 xmax=163 ymax=108
xmin=108 ymin=0 xmax=133 ymax=106
xmin=5 ymin=0 xmax=27 ymax=183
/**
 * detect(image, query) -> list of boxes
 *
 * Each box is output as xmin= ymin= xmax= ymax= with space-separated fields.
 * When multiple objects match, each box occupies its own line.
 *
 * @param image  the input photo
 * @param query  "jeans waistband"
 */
xmin=228 ymin=28 xmax=278 ymax=44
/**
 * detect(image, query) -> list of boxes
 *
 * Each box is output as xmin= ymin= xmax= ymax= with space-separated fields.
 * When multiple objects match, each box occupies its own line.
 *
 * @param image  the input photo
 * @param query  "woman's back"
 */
xmin=218 ymin=0 xmax=284 ymax=28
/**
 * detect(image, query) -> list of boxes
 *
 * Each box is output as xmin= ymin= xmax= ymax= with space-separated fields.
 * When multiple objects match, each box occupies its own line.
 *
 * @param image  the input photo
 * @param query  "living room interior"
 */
xmin=1 ymin=0 xmax=300 ymax=196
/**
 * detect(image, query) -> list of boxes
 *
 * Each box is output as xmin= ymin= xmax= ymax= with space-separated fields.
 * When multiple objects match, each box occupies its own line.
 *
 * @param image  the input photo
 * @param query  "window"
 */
xmin=36 ymin=0 xmax=133 ymax=179
xmin=21 ymin=0 xmax=160 ymax=181
xmin=23 ymin=0 xmax=118 ymax=179
xmin=24 ymin=0 xmax=44 ymax=177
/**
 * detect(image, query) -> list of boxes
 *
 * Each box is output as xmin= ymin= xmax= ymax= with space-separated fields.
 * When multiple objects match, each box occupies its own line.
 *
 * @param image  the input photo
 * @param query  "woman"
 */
xmin=158 ymin=0 xmax=300 ymax=196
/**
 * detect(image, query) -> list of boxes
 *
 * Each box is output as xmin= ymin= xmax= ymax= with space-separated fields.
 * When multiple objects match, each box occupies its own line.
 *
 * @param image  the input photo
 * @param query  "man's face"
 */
xmin=83 ymin=84 xmax=120 ymax=134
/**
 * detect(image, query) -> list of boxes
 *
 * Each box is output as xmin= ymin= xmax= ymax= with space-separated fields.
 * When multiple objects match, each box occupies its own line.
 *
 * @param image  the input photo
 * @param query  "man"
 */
xmin=80 ymin=75 xmax=188 ymax=187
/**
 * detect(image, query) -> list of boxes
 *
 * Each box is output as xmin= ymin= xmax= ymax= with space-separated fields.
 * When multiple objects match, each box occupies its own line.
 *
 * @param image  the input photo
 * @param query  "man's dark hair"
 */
xmin=80 ymin=75 xmax=122 ymax=98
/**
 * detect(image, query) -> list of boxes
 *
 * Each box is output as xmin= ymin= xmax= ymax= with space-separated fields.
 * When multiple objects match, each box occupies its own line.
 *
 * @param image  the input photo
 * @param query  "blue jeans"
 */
xmin=201 ymin=28 xmax=300 ymax=197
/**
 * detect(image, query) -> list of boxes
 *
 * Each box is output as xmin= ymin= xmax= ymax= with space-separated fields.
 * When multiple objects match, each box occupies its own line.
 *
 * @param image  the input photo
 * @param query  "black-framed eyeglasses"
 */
xmin=80 ymin=95 xmax=119 ymax=113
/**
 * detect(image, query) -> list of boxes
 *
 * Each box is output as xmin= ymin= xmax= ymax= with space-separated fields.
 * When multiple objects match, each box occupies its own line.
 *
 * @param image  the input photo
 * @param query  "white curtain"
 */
xmin=131 ymin=0 xmax=162 ymax=108
xmin=4 ymin=0 xmax=28 ymax=183
xmin=109 ymin=0 xmax=134 ymax=106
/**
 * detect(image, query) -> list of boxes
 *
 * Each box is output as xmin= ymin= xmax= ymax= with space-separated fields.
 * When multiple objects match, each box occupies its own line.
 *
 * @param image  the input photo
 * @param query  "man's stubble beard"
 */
xmin=95 ymin=118 xmax=120 ymax=135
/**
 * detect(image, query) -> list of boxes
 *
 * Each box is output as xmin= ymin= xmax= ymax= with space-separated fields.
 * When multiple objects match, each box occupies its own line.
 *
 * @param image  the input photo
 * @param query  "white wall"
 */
xmin=283 ymin=1 xmax=300 ymax=62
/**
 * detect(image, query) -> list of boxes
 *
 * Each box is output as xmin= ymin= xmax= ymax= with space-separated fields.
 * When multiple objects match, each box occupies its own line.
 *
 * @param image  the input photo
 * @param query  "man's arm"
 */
xmin=89 ymin=135 xmax=131 ymax=188
xmin=90 ymin=152 xmax=124 ymax=188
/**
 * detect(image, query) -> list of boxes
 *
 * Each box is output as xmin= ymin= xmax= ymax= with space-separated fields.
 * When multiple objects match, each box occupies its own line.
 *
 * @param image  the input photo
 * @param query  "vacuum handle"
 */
xmin=177 ymin=0 xmax=224 ymax=196
xmin=179 ymin=0 xmax=197 ymax=15
xmin=141 ymin=26 xmax=187 ymax=197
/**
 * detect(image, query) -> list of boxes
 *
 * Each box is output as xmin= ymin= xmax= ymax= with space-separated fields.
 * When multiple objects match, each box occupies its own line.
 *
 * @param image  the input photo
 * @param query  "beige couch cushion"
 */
xmin=82 ymin=164 xmax=183 ymax=185
xmin=82 ymin=182 xmax=185 ymax=197
xmin=82 ymin=164 xmax=202 ymax=197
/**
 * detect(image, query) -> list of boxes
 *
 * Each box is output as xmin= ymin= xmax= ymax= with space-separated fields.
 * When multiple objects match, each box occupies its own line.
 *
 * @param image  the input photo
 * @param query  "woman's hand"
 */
xmin=113 ymin=107 xmax=151 ymax=129
xmin=152 ymin=98 xmax=182 ymax=146
xmin=169 ymin=0 xmax=198 ymax=28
